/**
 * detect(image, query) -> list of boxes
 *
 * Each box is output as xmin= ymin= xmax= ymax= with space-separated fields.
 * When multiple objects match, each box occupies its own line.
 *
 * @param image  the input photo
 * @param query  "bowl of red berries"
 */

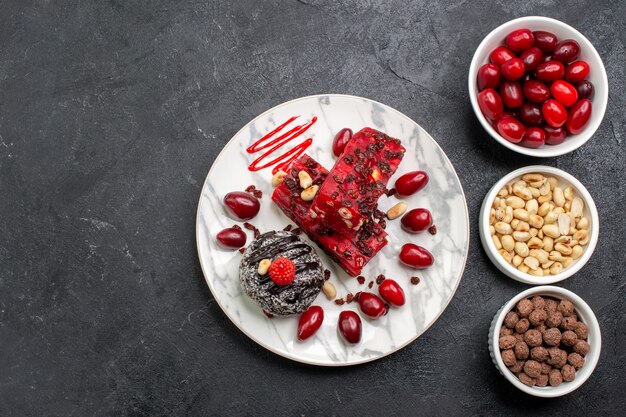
xmin=469 ymin=16 xmax=608 ymax=157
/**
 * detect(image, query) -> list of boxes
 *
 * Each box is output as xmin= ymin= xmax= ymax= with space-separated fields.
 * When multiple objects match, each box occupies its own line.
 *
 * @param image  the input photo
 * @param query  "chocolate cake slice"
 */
xmin=239 ymin=230 xmax=324 ymax=316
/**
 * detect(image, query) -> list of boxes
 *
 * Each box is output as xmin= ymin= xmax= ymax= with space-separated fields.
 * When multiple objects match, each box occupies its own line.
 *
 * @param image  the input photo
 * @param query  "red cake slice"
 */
xmin=309 ymin=128 xmax=405 ymax=238
xmin=272 ymin=154 xmax=387 ymax=277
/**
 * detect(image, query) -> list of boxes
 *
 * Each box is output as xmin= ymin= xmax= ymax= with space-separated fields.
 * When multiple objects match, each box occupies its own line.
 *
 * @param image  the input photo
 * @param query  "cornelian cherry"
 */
xmin=576 ymin=80 xmax=593 ymax=99
xmin=224 ymin=191 xmax=260 ymax=220
xmin=544 ymin=126 xmax=567 ymax=145
xmin=297 ymin=306 xmax=324 ymax=341
xmin=519 ymin=127 xmax=546 ymax=149
xmin=501 ymin=58 xmax=526 ymax=81
xmin=394 ymin=171 xmax=429 ymax=197
xmin=551 ymin=80 xmax=578 ymax=108
xmin=505 ymin=29 xmax=534 ymax=52
xmin=523 ymin=79 xmax=550 ymax=103
xmin=542 ymin=99 xmax=568 ymax=128
xmin=338 ymin=311 xmax=361 ymax=344
xmin=535 ymin=61 xmax=565 ymax=82
xmin=399 ymin=244 xmax=434 ymax=269
xmin=478 ymin=88 xmax=503 ymax=121
xmin=216 ymin=227 xmax=247 ymax=249
xmin=520 ymin=47 xmax=544 ymax=72
xmin=565 ymin=61 xmax=590 ymax=84
xmin=500 ymin=80 xmax=523 ymax=108
xmin=566 ymin=99 xmax=592 ymax=135
xmin=332 ymin=128 xmax=353 ymax=157
xmin=490 ymin=46 xmax=516 ymax=66
xmin=357 ymin=292 xmax=387 ymax=319
xmin=533 ymin=31 xmax=558 ymax=52
xmin=553 ymin=39 xmax=580 ymax=63
xmin=378 ymin=279 xmax=405 ymax=307
xmin=496 ymin=117 xmax=525 ymax=143
xmin=401 ymin=208 xmax=433 ymax=233
xmin=477 ymin=63 xmax=501 ymax=91
xmin=519 ymin=102 xmax=543 ymax=126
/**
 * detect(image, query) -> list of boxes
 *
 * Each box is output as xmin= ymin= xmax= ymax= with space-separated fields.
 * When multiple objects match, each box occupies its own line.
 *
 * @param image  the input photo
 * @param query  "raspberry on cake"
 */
xmin=309 ymin=128 xmax=405 ymax=238
xmin=272 ymin=154 xmax=387 ymax=276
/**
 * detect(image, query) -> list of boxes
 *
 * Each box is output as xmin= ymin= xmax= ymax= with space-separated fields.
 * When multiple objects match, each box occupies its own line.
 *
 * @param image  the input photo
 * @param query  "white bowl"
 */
xmin=479 ymin=166 xmax=599 ymax=285
xmin=468 ymin=16 xmax=608 ymax=157
xmin=489 ymin=286 xmax=601 ymax=397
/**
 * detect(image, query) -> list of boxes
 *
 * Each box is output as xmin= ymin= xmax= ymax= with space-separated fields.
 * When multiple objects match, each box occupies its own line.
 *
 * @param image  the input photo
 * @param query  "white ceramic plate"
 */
xmin=196 ymin=94 xmax=469 ymax=366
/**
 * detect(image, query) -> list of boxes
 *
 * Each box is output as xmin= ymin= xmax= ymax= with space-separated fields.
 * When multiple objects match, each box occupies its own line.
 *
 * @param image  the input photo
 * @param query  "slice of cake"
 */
xmin=309 ymin=128 xmax=405 ymax=238
xmin=272 ymin=154 xmax=387 ymax=276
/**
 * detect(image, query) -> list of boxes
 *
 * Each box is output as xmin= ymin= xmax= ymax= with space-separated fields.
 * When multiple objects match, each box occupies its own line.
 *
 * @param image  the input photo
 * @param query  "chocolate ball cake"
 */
xmin=239 ymin=230 xmax=324 ymax=316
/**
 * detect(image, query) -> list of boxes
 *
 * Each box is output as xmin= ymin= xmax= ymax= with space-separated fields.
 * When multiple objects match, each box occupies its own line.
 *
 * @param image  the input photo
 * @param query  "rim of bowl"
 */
xmin=479 ymin=165 xmax=599 ymax=285
xmin=491 ymin=285 xmax=601 ymax=397
xmin=468 ymin=16 xmax=609 ymax=157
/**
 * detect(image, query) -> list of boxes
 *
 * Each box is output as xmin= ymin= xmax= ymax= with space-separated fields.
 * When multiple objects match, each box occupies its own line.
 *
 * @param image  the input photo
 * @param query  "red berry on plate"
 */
xmin=401 ymin=208 xmax=433 ymax=233
xmin=297 ymin=306 xmax=324 ymax=341
xmin=519 ymin=127 xmax=546 ymax=148
xmin=496 ymin=116 xmax=526 ymax=143
xmin=216 ymin=227 xmax=247 ymax=249
xmin=399 ymin=243 xmax=434 ymax=269
xmin=519 ymin=102 xmax=543 ymax=126
xmin=565 ymin=61 xmax=590 ymax=84
xmin=553 ymin=39 xmax=580 ymax=63
xmin=357 ymin=292 xmax=387 ymax=319
xmin=523 ymin=79 xmax=550 ymax=103
xmin=268 ymin=257 xmax=296 ymax=285
xmin=520 ymin=47 xmax=545 ymax=72
xmin=551 ymin=80 xmax=579 ymax=107
xmin=338 ymin=311 xmax=362 ymax=344
xmin=542 ymin=99 xmax=568 ymax=128
xmin=535 ymin=61 xmax=565 ymax=82
xmin=395 ymin=171 xmax=429 ymax=197
xmin=576 ymin=80 xmax=594 ymax=99
xmin=500 ymin=80 xmax=524 ymax=109
xmin=490 ymin=46 xmax=516 ymax=66
xmin=566 ymin=99 xmax=592 ymax=135
xmin=378 ymin=279 xmax=405 ymax=307
xmin=544 ymin=126 xmax=567 ymax=145
xmin=477 ymin=88 xmax=504 ymax=121
xmin=505 ymin=29 xmax=535 ymax=52
xmin=500 ymin=58 xmax=526 ymax=81
xmin=477 ymin=63 xmax=501 ymax=91
xmin=533 ymin=31 xmax=558 ymax=53
xmin=332 ymin=128 xmax=353 ymax=157
xmin=224 ymin=191 xmax=260 ymax=220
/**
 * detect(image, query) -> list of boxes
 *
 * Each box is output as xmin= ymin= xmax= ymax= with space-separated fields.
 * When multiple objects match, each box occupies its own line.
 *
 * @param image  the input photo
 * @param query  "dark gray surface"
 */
xmin=1 ymin=0 xmax=624 ymax=415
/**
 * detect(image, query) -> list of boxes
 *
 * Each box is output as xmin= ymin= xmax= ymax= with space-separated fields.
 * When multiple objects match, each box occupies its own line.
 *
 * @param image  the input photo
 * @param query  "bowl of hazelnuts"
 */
xmin=489 ymin=285 xmax=601 ymax=397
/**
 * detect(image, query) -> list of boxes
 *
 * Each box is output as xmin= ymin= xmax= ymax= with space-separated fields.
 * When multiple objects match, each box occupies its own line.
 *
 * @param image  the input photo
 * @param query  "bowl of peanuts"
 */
xmin=479 ymin=166 xmax=599 ymax=284
xmin=489 ymin=285 xmax=601 ymax=397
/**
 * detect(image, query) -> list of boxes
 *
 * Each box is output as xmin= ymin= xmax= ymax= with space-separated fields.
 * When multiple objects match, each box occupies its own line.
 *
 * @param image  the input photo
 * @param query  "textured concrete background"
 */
xmin=0 ymin=0 xmax=624 ymax=415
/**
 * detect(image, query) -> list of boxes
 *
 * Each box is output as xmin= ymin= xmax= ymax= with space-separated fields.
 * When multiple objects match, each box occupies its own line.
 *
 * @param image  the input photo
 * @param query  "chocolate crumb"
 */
xmin=428 ymin=225 xmax=437 ymax=235
xmin=386 ymin=188 xmax=397 ymax=197
xmin=263 ymin=310 xmax=273 ymax=319
xmin=346 ymin=293 xmax=354 ymax=303
xmin=253 ymin=189 xmax=263 ymax=198
xmin=231 ymin=224 xmax=242 ymax=230
xmin=254 ymin=229 xmax=260 ymax=239
xmin=411 ymin=276 xmax=421 ymax=285
xmin=283 ymin=224 xmax=293 ymax=231
xmin=368 ymin=281 xmax=374 ymax=289
xmin=324 ymin=269 xmax=331 ymax=281
xmin=245 ymin=185 xmax=256 ymax=193
xmin=238 ymin=247 xmax=246 ymax=254
xmin=292 ymin=227 xmax=301 ymax=235
xmin=357 ymin=276 xmax=365 ymax=285
xmin=243 ymin=222 xmax=256 ymax=231
xmin=376 ymin=274 xmax=386 ymax=285
xmin=334 ymin=299 xmax=345 ymax=305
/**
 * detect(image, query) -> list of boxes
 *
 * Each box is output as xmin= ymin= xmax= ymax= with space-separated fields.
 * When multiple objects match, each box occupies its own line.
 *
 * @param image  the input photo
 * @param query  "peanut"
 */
xmin=542 ymin=224 xmax=560 ymax=239
xmin=322 ymin=281 xmax=336 ymax=299
xmin=513 ymin=231 xmax=531 ymax=242
xmin=506 ymin=196 xmax=525 ymax=209
xmin=386 ymin=202 xmax=407 ymax=220
xmin=501 ymin=235 xmax=515 ymax=252
xmin=513 ymin=208 xmax=530 ymax=222
xmin=258 ymin=259 xmax=272 ymax=275
xmin=550 ymin=262 xmax=563 ymax=275
xmin=514 ymin=242 xmax=529 ymax=257
xmin=298 ymin=170 xmax=313 ymax=189
xmin=495 ymin=222 xmax=513 ymax=235
xmin=301 ymin=185 xmax=319 ymax=201
xmin=272 ymin=171 xmax=287 ymax=187
xmin=577 ymin=217 xmax=589 ymax=230
xmin=492 ymin=235 xmax=502 ymax=250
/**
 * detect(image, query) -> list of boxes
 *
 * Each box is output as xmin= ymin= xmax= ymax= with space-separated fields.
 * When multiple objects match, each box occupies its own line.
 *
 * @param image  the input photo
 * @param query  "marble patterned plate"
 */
xmin=196 ymin=94 xmax=469 ymax=366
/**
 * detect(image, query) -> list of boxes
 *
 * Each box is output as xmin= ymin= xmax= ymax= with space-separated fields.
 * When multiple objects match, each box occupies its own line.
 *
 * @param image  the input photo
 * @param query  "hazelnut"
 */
xmin=561 ymin=330 xmax=578 ymax=347
xmin=509 ymin=360 xmax=525 ymax=373
xmin=545 ymin=311 xmax=563 ymax=328
xmin=517 ymin=299 xmax=534 ymax=317
xmin=543 ymin=328 xmax=562 ymax=347
xmin=574 ymin=322 xmax=589 ymax=339
xmin=561 ymin=364 xmax=576 ymax=382
xmin=504 ymin=311 xmax=520 ymax=329
xmin=514 ymin=341 xmax=530 ymax=360
xmin=515 ymin=318 xmax=530 ymax=334
xmin=501 ymin=349 xmax=517 ymax=367
xmin=541 ymin=362 xmax=552 ymax=375
xmin=500 ymin=326 xmax=513 ymax=337
xmin=524 ymin=360 xmax=542 ymax=378
xmin=529 ymin=309 xmax=547 ymax=326
xmin=549 ymin=369 xmax=563 ymax=386
xmin=568 ymin=352 xmax=585 ymax=369
xmin=545 ymin=299 xmax=559 ymax=313
xmin=560 ymin=315 xmax=578 ymax=331
xmin=536 ymin=373 xmax=549 ymax=387
xmin=558 ymin=299 xmax=575 ymax=317
xmin=518 ymin=372 xmax=536 ymax=387
xmin=524 ymin=329 xmax=543 ymax=347
xmin=531 ymin=295 xmax=546 ymax=310
xmin=573 ymin=340 xmax=591 ymax=356
xmin=530 ymin=346 xmax=549 ymax=362
xmin=499 ymin=335 xmax=517 ymax=350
